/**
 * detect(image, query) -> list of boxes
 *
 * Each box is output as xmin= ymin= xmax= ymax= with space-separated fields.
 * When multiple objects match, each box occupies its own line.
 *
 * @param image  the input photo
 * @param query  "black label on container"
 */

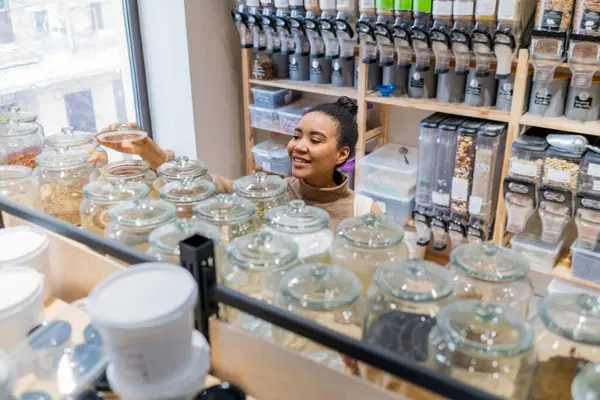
xmin=310 ymin=60 xmax=322 ymax=75
xmin=498 ymin=82 xmax=514 ymax=99
xmin=541 ymin=10 xmax=564 ymax=31
xmin=289 ymin=57 xmax=299 ymax=72
xmin=534 ymin=91 xmax=552 ymax=106
xmin=574 ymin=92 xmax=593 ymax=109
xmin=409 ymin=72 xmax=424 ymax=88
xmin=332 ymin=61 xmax=343 ymax=77
xmin=466 ymin=79 xmax=482 ymax=96
xmin=580 ymin=9 xmax=600 ymax=31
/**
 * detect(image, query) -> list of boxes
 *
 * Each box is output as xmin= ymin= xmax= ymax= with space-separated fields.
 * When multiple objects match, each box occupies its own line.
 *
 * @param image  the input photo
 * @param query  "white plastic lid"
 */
xmin=0 ymin=348 xmax=15 ymax=399
xmin=88 ymin=263 xmax=198 ymax=330
xmin=0 ymin=226 xmax=49 ymax=265
xmin=107 ymin=330 xmax=210 ymax=399
xmin=359 ymin=143 xmax=418 ymax=177
xmin=0 ymin=266 xmax=44 ymax=319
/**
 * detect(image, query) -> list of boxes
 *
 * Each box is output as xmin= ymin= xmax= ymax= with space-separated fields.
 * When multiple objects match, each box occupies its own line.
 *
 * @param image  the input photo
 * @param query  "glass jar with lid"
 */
xmin=263 ymin=200 xmax=332 ymax=263
xmin=193 ymin=194 xmax=261 ymax=244
xmin=80 ymin=181 xmax=150 ymax=236
xmin=0 ymin=165 xmax=42 ymax=227
xmin=0 ymin=107 xmax=44 ymax=137
xmin=105 ymin=199 xmax=176 ymax=252
xmin=233 ymin=172 xmax=288 ymax=221
xmin=35 ymin=150 xmax=95 ymax=225
xmin=154 ymin=156 xmax=211 ymax=191
xmin=449 ymin=243 xmax=533 ymax=317
xmin=532 ymin=293 xmax=600 ymax=400
xmin=160 ymin=178 xmax=215 ymax=219
xmin=428 ymin=301 xmax=537 ymax=399
xmin=0 ymin=119 xmax=44 ymax=169
xmin=330 ymin=215 xmax=408 ymax=295
xmin=147 ymin=218 xmax=221 ymax=265
xmin=273 ymin=263 xmax=362 ymax=370
xmin=572 ymin=362 xmax=600 ymax=400
xmin=97 ymin=160 xmax=159 ymax=198
xmin=45 ymin=127 xmax=107 ymax=167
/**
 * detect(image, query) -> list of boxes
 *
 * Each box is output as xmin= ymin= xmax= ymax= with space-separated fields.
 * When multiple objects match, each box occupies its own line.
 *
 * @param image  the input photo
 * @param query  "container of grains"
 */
xmin=35 ymin=150 xmax=95 ymax=225
xmin=45 ymin=127 xmax=107 ymax=167
xmin=538 ymin=184 xmax=573 ymax=243
xmin=160 ymin=178 xmax=216 ymax=219
xmin=80 ymin=181 xmax=150 ymax=236
xmin=573 ymin=0 xmax=600 ymax=35
xmin=0 ymin=165 xmax=43 ymax=226
xmin=542 ymin=145 xmax=583 ymax=190
xmin=0 ymin=119 xmax=44 ymax=170
xmin=233 ymin=172 xmax=288 ymax=221
xmin=533 ymin=293 xmax=600 ymax=400
xmin=574 ymin=193 xmax=600 ymax=249
xmin=535 ymin=0 xmax=575 ymax=32
xmin=97 ymin=160 xmax=159 ymax=199
xmin=432 ymin=117 xmax=465 ymax=209
xmin=0 ymin=107 xmax=44 ymax=137
xmin=508 ymin=134 xmax=548 ymax=183
xmin=449 ymin=243 xmax=533 ymax=317
xmin=154 ymin=156 xmax=210 ymax=191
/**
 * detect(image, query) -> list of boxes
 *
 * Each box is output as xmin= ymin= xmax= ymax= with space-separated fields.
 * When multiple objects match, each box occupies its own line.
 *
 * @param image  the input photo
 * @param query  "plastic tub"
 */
xmin=0 ymin=266 xmax=45 ymax=350
xmin=251 ymin=139 xmax=292 ymax=175
xmin=358 ymin=187 xmax=415 ymax=226
xmin=278 ymin=102 xmax=315 ymax=134
xmin=0 ymin=226 xmax=49 ymax=275
xmin=571 ymin=243 xmax=600 ymax=285
xmin=107 ymin=330 xmax=210 ymax=400
xmin=249 ymin=104 xmax=280 ymax=131
xmin=88 ymin=263 xmax=199 ymax=386
xmin=358 ymin=143 xmax=418 ymax=198
xmin=510 ymin=234 xmax=563 ymax=274
xmin=250 ymin=87 xmax=300 ymax=108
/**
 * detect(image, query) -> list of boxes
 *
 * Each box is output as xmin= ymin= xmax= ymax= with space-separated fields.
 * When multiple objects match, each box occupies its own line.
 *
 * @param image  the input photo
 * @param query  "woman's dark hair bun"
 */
xmin=335 ymin=96 xmax=358 ymax=117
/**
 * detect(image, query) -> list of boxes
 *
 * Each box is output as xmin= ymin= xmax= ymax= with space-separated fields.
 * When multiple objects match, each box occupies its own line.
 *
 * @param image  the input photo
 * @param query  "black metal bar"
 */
xmin=213 ymin=285 xmax=502 ymax=400
xmin=0 ymin=198 xmax=154 ymax=265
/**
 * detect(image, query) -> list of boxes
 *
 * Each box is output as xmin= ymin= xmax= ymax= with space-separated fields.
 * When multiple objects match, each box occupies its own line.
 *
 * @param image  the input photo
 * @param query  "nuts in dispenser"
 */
xmin=543 ymin=155 xmax=581 ymax=190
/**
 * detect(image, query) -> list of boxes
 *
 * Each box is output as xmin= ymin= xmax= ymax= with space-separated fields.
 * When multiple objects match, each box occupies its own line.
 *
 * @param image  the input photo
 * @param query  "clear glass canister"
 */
xmin=330 ymin=215 xmax=408 ymax=295
xmin=233 ymin=172 xmax=287 ymax=221
xmin=0 ymin=107 xmax=44 ymax=137
xmin=193 ymin=194 xmax=261 ymax=244
xmin=80 ymin=181 xmax=150 ymax=236
xmin=263 ymin=199 xmax=333 ymax=263
xmin=572 ymin=362 xmax=600 ymax=400
xmin=535 ymin=0 xmax=574 ymax=31
xmin=45 ymin=127 xmax=107 ymax=167
xmin=0 ymin=120 xmax=44 ymax=169
xmin=449 ymin=243 xmax=533 ymax=316
xmin=98 ymin=160 xmax=159 ymax=199
xmin=428 ymin=301 xmax=537 ymax=399
xmin=147 ymin=218 xmax=221 ymax=265
xmin=273 ymin=263 xmax=362 ymax=370
xmin=0 ymin=166 xmax=42 ymax=227
xmin=154 ymin=156 xmax=210 ymax=191
xmin=160 ymin=178 xmax=216 ymax=219
xmin=105 ymin=199 xmax=176 ymax=252
xmin=508 ymin=134 xmax=548 ymax=184
xmin=532 ymin=293 xmax=600 ymax=400
xmin=35 ymin=150 xmax=95 ymax=225
xmin=543 ymin=146 xmax=583 ymax=191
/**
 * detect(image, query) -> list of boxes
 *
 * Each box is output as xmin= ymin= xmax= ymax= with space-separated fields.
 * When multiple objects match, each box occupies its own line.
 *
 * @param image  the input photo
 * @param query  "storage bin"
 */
xmin=433 ymin=117 xmax=465 ymax=209
xmin=510 ymin=233 xmax=563 ymax=274
xmin=251 ymin=139 xmax=292 ymax=175
xmin=278 ymin=102 xmax=315 ymax=134
xmin=358 ymin=187 xmax=415 ymax=226
xmin=358 ymin=143 xmax=418 ymax=199
xmin=251 ymin=87 xmax=300 ymax=108
xmin=249 ymin=104 xmax=280 ymax=131
xmin=571 ymin=243 xmax=600 ymax=284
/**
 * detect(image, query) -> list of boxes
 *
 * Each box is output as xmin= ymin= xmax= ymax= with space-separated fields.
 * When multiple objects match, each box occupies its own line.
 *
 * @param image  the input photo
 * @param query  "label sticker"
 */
xmin=574 ymin=92 xmax=593 ymax=110
xmin=498 ymin=82 xmax=514 ymax=99
xmin=332 ymin=61 xmax=343 ymax=77
xmin=432 ymin=191 xmax=450 ymax=206
xmin=580 ymin=9 xmax=600 ymax=31
xmin=548 ymin=168 xmax=571 ymax=184
xmin=410 ymin=72 xmax=424 ymax=88
xmin=310 ymin=60 xmax=322 ymax=75
xmin=541 ymin=10 xmax=564 ymax=31
xmin=466 ymin=79 xmax=482 ymax=96
xmin=468 ymin=196 xmax=483 ymax=214
xmin=453 ymin=0 xmax=474 ymax=15
xmin=433 ymin=0 xmax=453 ymax=16
xmin=262 ymin=161 xmax=271 ymax=172
xmin=451 ymin=177 xmax=469 ymax=201
xmin=593 ymin=179 xmax=600 ymax=192
xmin=534 ymin=90 xmax=552 ymax=106
xmin=510 ymin=161 xmax=539 ymax=177
xmin=588 ymin=163 xmax=600 ymax=178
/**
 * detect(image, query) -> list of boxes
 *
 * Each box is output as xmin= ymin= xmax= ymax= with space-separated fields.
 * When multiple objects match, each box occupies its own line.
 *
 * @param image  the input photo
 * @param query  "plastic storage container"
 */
xmin=278 ymin=102 xmax=315 ymax=133
xmin=251 ymin=139 xmax=292 ymax=175
xmin=432 ymin=117 xmax=464 ymax=209
xmin=233 ymin=172 xmax=288 ymax=220
xmin=535 ymin=0 xmax=575 ymax=31
xmin=358 ymin=187 xmax=415 ymax=225
xmin=249 ymin=104 xmax=280 ymax=130
xmin=251 ymin=87 xmax=300 ymax=108
xmin=528 ymin=73 xmax=569 ymax=117
xmin=359 ymin=143 xmax=418 ymax=198
xmin=571 ymin=243 xmax=600 ymax=284
xmin=543 ymin=146 xmax=583 ymax=191
xmin=510 ymin=233 xmax=563 ymax=273
xmin=416 ymin=113 xmax=447 ymax=208
xmin=508 ymin=134 xmax=548 ymax=183
xmin=159 ymin=178 xmax=216 ymax=219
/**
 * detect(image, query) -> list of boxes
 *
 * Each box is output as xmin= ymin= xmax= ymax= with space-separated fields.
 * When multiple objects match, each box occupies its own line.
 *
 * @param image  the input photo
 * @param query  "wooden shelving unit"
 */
xmin=520 ymin=113 xmax=600 ymax=135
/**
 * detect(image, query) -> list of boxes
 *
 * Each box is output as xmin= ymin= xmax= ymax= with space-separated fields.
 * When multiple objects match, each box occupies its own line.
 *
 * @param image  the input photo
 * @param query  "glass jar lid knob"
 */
xmin=253 ymin=171 xmax=267 ymax=183
xmin=579 ymin=294 xmax=600 ymax=314
xmin=481 ymin=242 xmax=500 ymax=256
xmin=255 ymin=230 xmax=274 ymax=246
xmin=61 ymin=126 xmax=75 ymax=136
xmin=289 ymin=199 xmax=306 ymax=213
xmin=362 ymin=214 xmax=378 ymax=228
xmin=475 ymin=302 xmax=503 ymax=322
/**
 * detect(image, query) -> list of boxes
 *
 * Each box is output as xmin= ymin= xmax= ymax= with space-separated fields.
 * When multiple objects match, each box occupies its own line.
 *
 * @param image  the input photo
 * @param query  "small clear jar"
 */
xmin=45 ymin=127 xmax=107 ymax=167
xmin=449 ymin=243 xmax=533 ymax=317
xmin=508 ymin=135 xmax=548 ymax=184
xmin=80 ymin=181 xmax=150 ymax=236
xmin=105 ymin=199 xmax=176 ymax=252
xmin=0 ymin=165 xmax=43 ymax=226
xmin=233 ymin=172 xmax=288 ymax=221
xmin=97 ymin=160 xmax=159 ymax=199
xmin=154 ymin=156 xmax=210 ymax=191
xmin=0 ymin=119 xmax=44 ymax=169
xmin=160 ymin=178 xmax=216 ymax=219
xmin=193 ymin=194 xmax=261 ymax=244
xmin=572 ymin=363 xmax=600 ymax=400
xmin=428 ymin=301 xmax=537 ymax=399
xmin=543 ymin=146 xmax=584 ymax=191
xmin=273 ymin=263 xmax=362 ymax=370
xmin=263 ymin=199 xmax=333 ymax=263
xmin=532 ymin=293 xmax=600 ymax=400
xmin=330 ymin=215 xmax=408 ymax=295
xmin=35 ymin=150 xmax=95 ymax=225
xmin=147 ymin=218 xmax=221 ymax=265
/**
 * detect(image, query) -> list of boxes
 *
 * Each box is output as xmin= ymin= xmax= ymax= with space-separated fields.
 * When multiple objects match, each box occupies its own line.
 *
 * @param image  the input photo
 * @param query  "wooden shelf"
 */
xmin=252 ymin=124 xmax=383 ymax=140
xmin=552 ymin=251 xmax=600 ymax=291
xmin=366 ymin=92 xmax=511 ymax=122
xmin=520 ymin=112 xmax=600 ymax=135
xmin=249 ymin=78 xmax=361 ymax=99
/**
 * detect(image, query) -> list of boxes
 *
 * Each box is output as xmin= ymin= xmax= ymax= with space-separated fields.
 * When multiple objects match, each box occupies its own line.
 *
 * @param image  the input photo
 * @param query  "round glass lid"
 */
xmin=160 ymin=179 xmax=215 ymax=204
xmin=233 ymin=172 xmax=287 ymax=199
xmin=96 ymin=123 xmax=148 ymax=143
xmin=99 ymin=160 xmax=150 ymax=181
xmin=374 ymin=260 xmax=455 ymax=302
xmin=572 ymin=363 xmax=600 ymax=400
xmin=156 ymin=156 xmax=208 ymax=180
xmin=149 ymin=219 xmax=221 ymax=256
xmin=45 ymin=126 xmax=94 ymax=149
xmin=264 ymin=200 xmax=329 ymax=233
xmin=83 ymin=181 xmax=149 ymax=204
xmin=227 ymin=230 xmax=299 ymax=270
xmin=0 ymin=165 xmax=32 ymax=187
xmin=0 ymin=120 xmax=38 ymax=137
xmin=336 ymin=215 xmax=404 ymax=248
xmin=108 ymin=199 xmax=176 ymax=227
xmin=194 ymin=194 xmax=256 ymax=224
xmin=279 ymin=263 xmax=362 ymax=310
xmin=450 ymin=243 xmax=530 ymax=282
xmin=0 ymin=107 xmax=38 ymax=124
xmin=539 ymin=293 xmax=600 ymax=345
xmin=35 ymin=150 xmax=90 ymax=170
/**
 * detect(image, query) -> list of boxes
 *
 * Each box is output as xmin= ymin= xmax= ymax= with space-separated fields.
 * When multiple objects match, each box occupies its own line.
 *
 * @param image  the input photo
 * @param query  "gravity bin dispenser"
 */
xmin=247 ymin=1 xmax=274 ymax=80
xmin=232 ymin=0 xmax=254 ymax=49
xmin=333 ymin=0 xmax=358 ymax=87
xmin=289 ymin=0 xmax=311 ymax=81
xmin=319 ymin=0 xmax=339 ymax=83
xmin=275 ymin=0 xmax=295 ymax=62
xmin=409 ymin=0 xmax=434 ymax=98
xmin=262 ymin=0 xmax=289 ymax=78
xmin=357 ymin=0 xmax=382 ymax=90
xmin=391 ymin=0 xmax=413 ymax=95
xmin=305 ymin=2 xmax=332 ymax=83
xmin=375 ymin=1 xmax=397 ymax=89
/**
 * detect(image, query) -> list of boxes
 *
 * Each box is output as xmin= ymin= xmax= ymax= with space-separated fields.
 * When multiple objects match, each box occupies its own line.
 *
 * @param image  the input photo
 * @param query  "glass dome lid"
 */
xmin=374 ymin=260 xmax=455 ymax=302
xmin=450 ymin=243 xmax=530 ymax=282
xmin=96 ymin=123 xmax=148 ymax=143
xmin=233 ymin=172 xmax=287 ymax=199
xmin=156 ymin=156 xmax=208 ymax=180
xmin=160 ymin=179 xmax=215 ymax=204
xmin=0 ymin=165 xmax=32 ymax=186
xmin=194 ymin=194 xmax=256 ymax=224
xmin=0 ymin=107 xmax=38 ymax=124
xmin=108 ymin=199 xmax=176 ymax=227
xmin=336 ymin=215 xmax=404 ymax=248
xmin=437 ymin=300 xmax=534 ymax=356
xmin=45 ymin=127 xmax=94 ymax=149
xmin=0 ymin=120 xmax=38 ymax=137
xmin=227 ymin=230 xmax=299 ymax=270
xmin=35 ymin=150 xmax=90 ymax=170
xmin=279 ymin=263 xmax=362 ymax=310
xmin=83 ymin=181 xmax=149 ymax=204
xmin=100 ymin=160 xmax=150 ymax=181
xmin=149 ymin=219 xmax=221 ymax=256
xmin=540 ymin=293 xmax=600 ymax=345
xmin=264 ymin=200 xmax=329 ymax=233
xmin=572 ymin=363 xmax=600 ymax=400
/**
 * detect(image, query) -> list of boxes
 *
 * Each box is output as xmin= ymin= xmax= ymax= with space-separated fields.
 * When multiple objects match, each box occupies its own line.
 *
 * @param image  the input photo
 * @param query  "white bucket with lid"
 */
xmin=0 ymin=266 xmax=45 ymax=350
xmin=88 ymin=263 xmax=198 ymax=386
xmin=107 ymin=330 xmax=210 ymax=400
xmin=0 ymin=226 xmax=49 ymax=273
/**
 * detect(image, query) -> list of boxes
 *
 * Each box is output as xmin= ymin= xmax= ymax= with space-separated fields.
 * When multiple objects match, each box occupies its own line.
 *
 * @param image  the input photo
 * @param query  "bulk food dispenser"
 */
xmin=275 ymin=0 xmax=295 ymax=59
xmin=430 ymin=0 xmax=453 ymax=79
xmin=247 ymin=0 xmax=273 ymax=80
xmin=470 ymin=0 xmax=497 ymax=84
xmin=319 ymin=0 xmax=339 ymax=82
xmin=289 ymin=0 xmax=311 ymax=80
xmin=436 ymin=5 xmax=466 ymax=104
xmin=375 ymin=1 xmax=397 ymax=89
xmin=333 ymin=0 xmax=359 ymax=87
xmin=232 ymin=0 xmax=254 ymax=49
xmin=409 ymin=0 xmax=435 ymax=98
xmin=450 ymin=0 xmax=474 ymax=77
xmin=565 ymin=37 xmax=600 ymax=121
xmin=305 ymin=1 xmax=331 ymax=83
xmin=261 ymin=0 xmax=289 ymax=77
xmin=390 ymin=0 xmax=414 ymax=95
xmin=357 ymin=0 xmax=383 ymax=89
